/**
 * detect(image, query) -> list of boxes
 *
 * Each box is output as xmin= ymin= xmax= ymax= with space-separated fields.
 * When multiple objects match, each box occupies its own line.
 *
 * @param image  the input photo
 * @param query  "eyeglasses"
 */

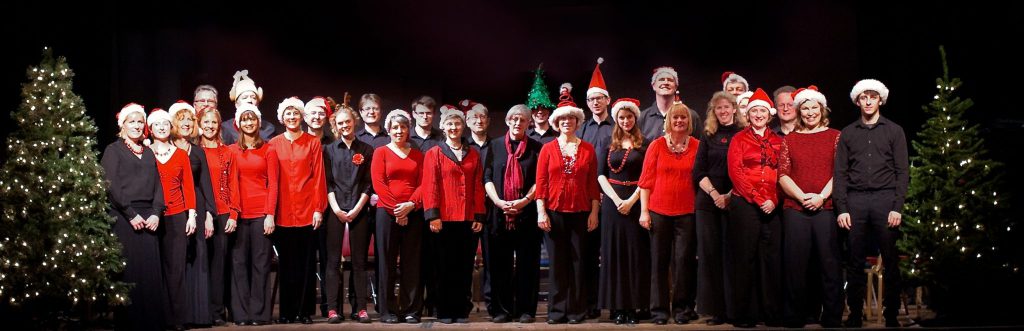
xmin=586 ymin=96 xmax=608 ymax=103
xmin=413 ymin=112 xmax=433 ymax=116
xmin=306 ymin=111 xmax=327 ymax=117
xmin=361 ymin=107 xmax=379 ymax=112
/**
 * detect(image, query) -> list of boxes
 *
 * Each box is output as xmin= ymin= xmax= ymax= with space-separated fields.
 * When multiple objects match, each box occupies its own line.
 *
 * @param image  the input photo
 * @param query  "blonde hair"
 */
xmin=170 ymin=108 xmax=199 ymax=142
xmin=197 ymin=108 xmax=224 ymax=145
xmin=704 ymin=91 xmax=747 ymax=136
xmin=663 ymin=103 xmax=693 ymax=136
xmin=330 ymin=105 xmax=357 ymax=138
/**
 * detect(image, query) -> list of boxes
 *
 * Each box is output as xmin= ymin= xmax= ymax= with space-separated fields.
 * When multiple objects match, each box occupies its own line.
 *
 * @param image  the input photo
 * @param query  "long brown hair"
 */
xmin=610 ymin=111 xmax=643 ymax=151
xmin=236 ymin=110 xmax=265 ymax=150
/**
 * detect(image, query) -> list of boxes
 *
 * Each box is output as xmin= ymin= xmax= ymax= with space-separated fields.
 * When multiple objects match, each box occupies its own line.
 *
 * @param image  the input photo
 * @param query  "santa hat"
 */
xmin=438 ymin=106 xmax=466 ymax=129
xmin=849 ymin=79 xmax=889 ymax=105
xmin=277 ymin=96 xmax=305 ymax=122
xmin=744 ymin=88 xmax=776 ymax=115
xmin=736 ymin=91 xmax=754 ymax=114
xmin=651 ymin=66 xmax=678 ymax=84
xmin=459 ymin=99 xmax=488 ymax=116
xmin=304 ymin=96 xmax=332 ymax=118
xmin=147 ymin=108 xmax=172 ymax=126
xmin=721 ymin=71 xmax=749 ymax=91
xmin=117 ymin=103 xmax=147 ymax=127
xmin=440 ymin=104 xmax=461 ymax=114
xmin=610 ymin=98 xmax=641 ymax=119
xmin=229 ymin=69 xmax=264 ymax=103
xmin=586 ymin=57 xmax=609 ymax=98
xmin=549 ymin=83 xmax=586 ymax=127
xmin=234 ymin=103 xmax=262 ymax=128
xmin=792 ymin=85 xmax=828 ymax=109
xmin=384 ymin=109 xmax=412 ymax=133
xmin=168 ymin=100 xmax=196 ymax=117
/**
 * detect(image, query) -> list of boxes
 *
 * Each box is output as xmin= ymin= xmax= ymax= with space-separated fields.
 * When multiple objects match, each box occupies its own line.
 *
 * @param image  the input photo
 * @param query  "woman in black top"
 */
xmin=102 ymin=104 xmax=166 ymax=331
xmin=692 ymin=91 xmax=745 ymax=325
xmin=322 ymin=106 xmax=375 ymax=323
xmin=482 ymin=105 xmax=544 ymax=323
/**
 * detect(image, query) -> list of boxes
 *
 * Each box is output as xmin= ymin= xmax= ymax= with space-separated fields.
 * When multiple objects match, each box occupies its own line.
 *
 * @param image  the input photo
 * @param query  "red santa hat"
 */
xmin=586 ymin=57 xmax=609 ymax=98
xmin=277 ymin=96 xmax=305 ymax=122
xmin=721 ymin=71 xmax=749 ymax=91
xmin=744 ymin=88 xmax=776 ymax=115
xmin=610 ymin=98 xmax=641 ymax=119
xmin=849 ymin=79 xmax=889 ymax=105
xmin=168 ymin=100 xmax=196 ymax=117
xmin=549 ymin=83 xmax=586 ymax=127
xmin=117 ymin=103 xmax=147 ymax=127
xmin=234 ymin=103 xmax=262 ymax=128
xmin=229 ymin=69 xmax=264 ymax=103
xmin=459 ymin=99 xmax=488 ymax=116
xmin=304 ymin=96 xmax=332 ymax=118
xmin=651 ymin=66 xmax=678 ymax=85
xmin=792 ymin=85 xmax=828 ymax=109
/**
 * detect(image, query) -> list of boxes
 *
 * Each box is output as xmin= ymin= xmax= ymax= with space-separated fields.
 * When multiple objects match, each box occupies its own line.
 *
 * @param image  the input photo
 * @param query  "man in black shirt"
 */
xmin=410 ymin=96 xmax=444 ymax=152
xmin=833 ymin=79 xmax=908 ymax=328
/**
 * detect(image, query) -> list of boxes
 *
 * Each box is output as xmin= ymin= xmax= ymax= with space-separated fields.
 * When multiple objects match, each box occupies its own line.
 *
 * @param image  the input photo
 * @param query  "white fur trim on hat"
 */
xmin=168 ymin=101 xmax=196 ymax=116
xmin=438 ymin=108 xmax=466 ymax=129
xmin=793 ymin=89 xmax=828 ymax=109
xmin=147 ymin=109 xmax=172 ymax=126
xmin=467 ymin=103 xmax=488 ymax=116
xmin=651 ymin=66 xmax=678 ymax=84
xmin=304 ymin=97 xmax=329 ymax=115
xmin=384 ymin=109 xmax=412 ymax=133
xmin=586 ymin=87 xmax=609 ymax=98
xmin=277 ymin=97 xmax=305 ymax=122
xmin=234 ymin=103 xmax=262 ymax=128
xmin=736 ymin=91 xmax=754 ymax=114
xmin=723 ymin=73 xmax=749 ymax=91
xmin=745 ymin=100 xmax=777 ymax=116
xmin=849 ymin=79 xmax=889 ymax=105
xmin=548 ymin=105 xmax=586 ymax=128
xmin=118 ymin=103 xmax=146 ymax=127
xmin=229 ymin=69 xmax=264 ymax=103
xmin=610 ymin=99 xmax=641 ymax=120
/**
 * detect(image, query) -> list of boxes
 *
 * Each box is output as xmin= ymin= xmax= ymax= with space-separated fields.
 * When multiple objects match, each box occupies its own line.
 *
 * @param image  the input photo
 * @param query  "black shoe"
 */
xmin=169 ymin=325 xmax=186 ymax=331
xmin=519 ymin=314 xmax=535 ymax=323
xmin=706 ymin=316 xmax=725 ymax=325
xmin=821 ymin=320 xmax=842 ymax=328
xmin=298 ymin=316 xmax=313 ymax=324
xmin=637 ymin=309 xmax=652 ymax=320
xmin=356 ymin=310 xmax=371 ymax=323
xmin=614 ymin=311 xmax=626 ymax=325
xmin=732 ymin=320 xmax=756 ymax=328
xmin=674 ymin=316 xmax=690 ymax=324
xmin=276 ymin=317 xmax=293 ymax=324
xmin=234 ymin=321 xmax=248 ymax=326
xmin=211 ymin=319 xmax=226 ymax=327
xmin=547 ymin=317 xmax=567 ymax=324
xmin=653 ymin=318 xmax=668 ymax=325
xmin=886 ymin=318 xmax=901 ymax=327
xmin=438 ymin=318 xmax=454 ymax=324
xmin=625 ymin=312 xmax=639 ymax=325
xmin=381 ymin=314 xmax=399 ymax=324
xmin=567 ymin=318 xmax=582 ymax=324
xmin=683 ymin=309 xmax=699 ymax=321
xmin=404 ymin=315 xmax=421 ymax=324
xmin=844 ymin=313 xmax=863 ymax=328
xmin=492 ymin=314 xmax=508 ymax=323
xmin=249 ymin=320 xmax=267 ymax=326
xmin=456 ymin=318 xmax=470 ymax=323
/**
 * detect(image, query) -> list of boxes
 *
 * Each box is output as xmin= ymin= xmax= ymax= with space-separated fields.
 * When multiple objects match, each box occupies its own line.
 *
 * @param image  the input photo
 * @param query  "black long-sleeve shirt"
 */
xmin=323 ymin=138 xmax=375 ymax=210
xmin=527 ymin=127 xmax=557 ymax=144
xmin=577 ymin=116 xmax=613 ymax=147
xmin=833 ymin=116 xmax=910 ymax=215
xmin=187 ymin=143 xmax=217 ymax=220
xmin=101 ymin=140 xmax=165 ymax=220
xmin=692 ymin=123 xmax=742 ymax=209
xmin=355 ymin=126 xmax=391 ymax=149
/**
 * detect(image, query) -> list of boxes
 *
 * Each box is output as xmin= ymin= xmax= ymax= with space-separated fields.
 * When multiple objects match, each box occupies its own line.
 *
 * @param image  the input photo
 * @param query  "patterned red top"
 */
xmin=778 ymin=129 xmax=841 ymax=211
xmin=422 ymin=145 xmax=486 ymax=222
xmin=535 ymin=139 xmax=600 ymax=213
xmin=203 ymin=145 xmax=239 ymax=219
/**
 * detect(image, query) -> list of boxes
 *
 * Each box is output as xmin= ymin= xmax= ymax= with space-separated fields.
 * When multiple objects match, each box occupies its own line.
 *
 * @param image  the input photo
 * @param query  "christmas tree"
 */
xmin=0 ymin=48 xmax=129 ymax=323
xmin=899 ymin=46 xmax=1022 ymax=324
xmin=526 ymin=64 xmax=556 ymax=110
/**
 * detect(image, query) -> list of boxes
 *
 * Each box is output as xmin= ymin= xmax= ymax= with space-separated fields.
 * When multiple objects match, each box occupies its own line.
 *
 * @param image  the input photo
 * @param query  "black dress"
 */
xmin=184 ymin=143 xmax=215 ymax=326
xmin=101 ymin=139 xmax=166 ymax=331
xmin=596 ymin=140 xmax=651 ymax=310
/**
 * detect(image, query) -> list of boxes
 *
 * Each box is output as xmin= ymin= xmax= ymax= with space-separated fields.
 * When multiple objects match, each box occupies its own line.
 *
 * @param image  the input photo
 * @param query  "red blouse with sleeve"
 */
xmin=778 ymin=129 xmax=841 ymax=211
xmin=203 ymin=145 xmax=239 ymax=220
xmin=422 ymin=145 xmax=486 ymax=223
xmin=727 ymin=127 xmax=783 ymax=206
xmin=638 ymin=136 xmax=700 ymax=216
xmin=268 ymin=133 xmax=327 ymax=228
xmin=156 ymin=148 xmax=197 ymax=216
xmin=370 ymin=145 xmax=424 ymax=215
xmin=230 ymin=143 xmax=279 ymax=219
xmin=535 ymin=139 xmax=600 ymax=213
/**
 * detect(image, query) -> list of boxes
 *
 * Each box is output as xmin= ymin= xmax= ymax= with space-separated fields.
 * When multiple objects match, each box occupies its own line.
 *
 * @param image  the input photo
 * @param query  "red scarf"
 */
xmin=503 ymin=133 xmax=527 ymax=223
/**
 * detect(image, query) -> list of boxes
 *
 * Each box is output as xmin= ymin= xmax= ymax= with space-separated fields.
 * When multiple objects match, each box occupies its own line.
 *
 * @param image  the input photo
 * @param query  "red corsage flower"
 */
xmin=352 ymin=153 xmax=365 ymax=165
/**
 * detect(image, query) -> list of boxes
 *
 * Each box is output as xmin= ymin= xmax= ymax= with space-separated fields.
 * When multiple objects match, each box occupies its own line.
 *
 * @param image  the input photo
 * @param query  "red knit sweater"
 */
xmin=778 ymin=129 xmax=841 ymax=211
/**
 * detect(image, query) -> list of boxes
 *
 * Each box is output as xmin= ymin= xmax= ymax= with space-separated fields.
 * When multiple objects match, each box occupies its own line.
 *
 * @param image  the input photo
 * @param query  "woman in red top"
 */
xmin=725 ymin=88 xmax=784 ymax=328
xmin=228 ymin=104 xmax=279 ymax=326
xmin=778 ymin=86 xmax=843 ymax=328
xmin=371 ymin=109 xmax=426 ymax=324
xmin=638 ymin=102 xmax=701 ymax=325
xmin=148 ymin=108 xmax=197 ymax=331
xmin=267 ymin=97 xmax=327 ymax=324
xmin=535 ymin=88 xmax=600 ymax=324
xmin=422 ymin=109 xmax=486 ymax=323
xmin=198 ymin=107 xmax=238 ymax=326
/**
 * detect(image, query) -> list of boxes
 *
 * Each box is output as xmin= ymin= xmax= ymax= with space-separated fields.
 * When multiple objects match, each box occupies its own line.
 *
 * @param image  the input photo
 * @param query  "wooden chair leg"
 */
xmin=865 ymin=270 xmax=874 ymax=321
xmin=877 ymin=275 xmax=885 ymax=323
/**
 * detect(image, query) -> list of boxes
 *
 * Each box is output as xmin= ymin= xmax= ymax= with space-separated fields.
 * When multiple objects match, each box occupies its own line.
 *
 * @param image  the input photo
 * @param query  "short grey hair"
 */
xmin=194 ymin=84 xmax=218 ymax=98
xmin=505 ymin=104 xmax=531 ymax=122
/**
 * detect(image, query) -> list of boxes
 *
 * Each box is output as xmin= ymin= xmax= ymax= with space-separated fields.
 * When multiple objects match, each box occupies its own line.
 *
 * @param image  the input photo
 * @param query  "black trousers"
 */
xmin=544 ymin=211 xmax=589 ymax=321
xmin=323 ymin=210 xmax=345 ymax=312
xmin=376 ymin=209 xmax=425 ymax=318
xmin=782 ymin=208 xmax=843 ymax=326
xmin=725 ymin=198 xmax=783 ymax=325
xmin=484 ymin=210 xmax=542 ymax=318
xmin=649 ymin=212 xmax=697 ymax=320
xmin=160 ymin=212 xmax=189 ymax=326
xmin=695 ymin=193 xmax=728 ymax=317
xmin=275 ymin=225 xmax=317 ymax=319
xmin=421 ymin=218 xmax=439 ymax=315
xmin=208 ymin=213 xmax=230 ymax=321
xmin=434 ymin=222 xmax=478 ymax=319
xmin=230 ymin=217 xmax=272 ymax=323
xmin=316 ymin=208 xmax=329 ymax=316
xmin=584 ymin=214 xmax=601 ymax=313
xmin=347 ymin=207 xmax=376 ymax=314
xmin=845 ymin=189 xmax=902 ymax=319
